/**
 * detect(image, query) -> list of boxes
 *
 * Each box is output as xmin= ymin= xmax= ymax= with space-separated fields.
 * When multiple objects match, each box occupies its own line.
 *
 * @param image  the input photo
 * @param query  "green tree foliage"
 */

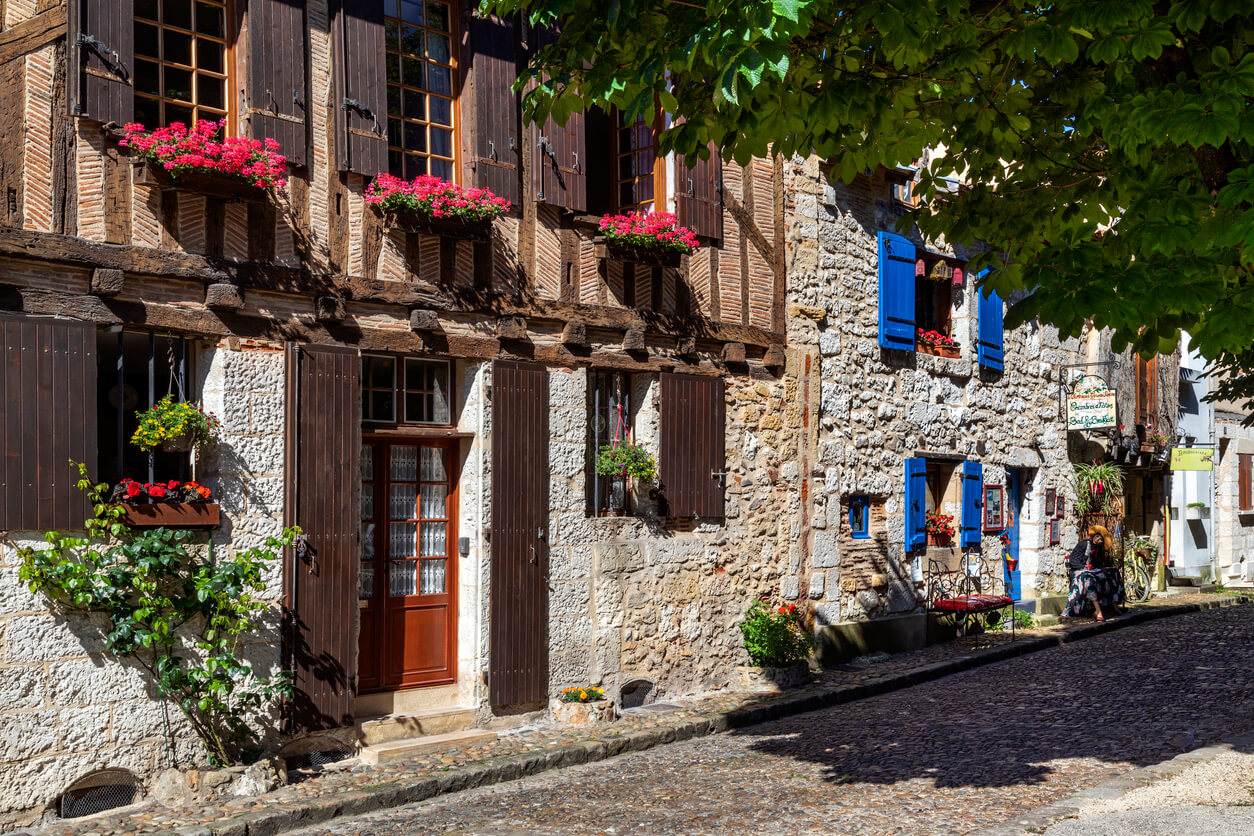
xmin=484 ymin=0 xmax=1254 ymax=363
xmin=12 ymin=463 xmax=298 ymax=765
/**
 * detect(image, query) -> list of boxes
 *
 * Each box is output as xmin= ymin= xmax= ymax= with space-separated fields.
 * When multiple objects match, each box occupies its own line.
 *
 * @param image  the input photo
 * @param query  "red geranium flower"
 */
xmin=125 ymin=482 xmax=143 ymax=498
xmin=147 ymin=484 xmax=168 ymax=499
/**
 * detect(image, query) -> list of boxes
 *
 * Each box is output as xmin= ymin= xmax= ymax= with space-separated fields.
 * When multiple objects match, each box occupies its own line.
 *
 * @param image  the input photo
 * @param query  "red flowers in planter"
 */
xmin=598 ymin=211 xmax=700 ymax=254
xmin=925 ymin=511 xmax=956 ymax=538
xmin=364 ymin=173 xmax=511 ymax=222
xmin=110 ymin=478 xmax=214 ymax=504
xmin=917 ymin=329 xmax=958 ymax=349
xmin=120 ymin=119 xmax=288 ymax=190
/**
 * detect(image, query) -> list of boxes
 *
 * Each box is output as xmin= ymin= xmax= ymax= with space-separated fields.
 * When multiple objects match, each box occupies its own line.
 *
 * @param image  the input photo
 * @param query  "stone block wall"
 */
xmin=1215 ymin=429 xmax=1254 ymax=581
xmin=0 ymin=341 xmax=288 ymax=829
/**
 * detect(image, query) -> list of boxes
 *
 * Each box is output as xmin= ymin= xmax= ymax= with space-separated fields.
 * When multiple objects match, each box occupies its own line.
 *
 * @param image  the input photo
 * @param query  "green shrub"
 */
xmin=738 ymin=600 xmax=814 ymax=667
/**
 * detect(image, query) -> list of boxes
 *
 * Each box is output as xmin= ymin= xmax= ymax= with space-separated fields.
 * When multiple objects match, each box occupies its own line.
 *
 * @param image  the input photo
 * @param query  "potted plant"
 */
xmin=1186 ymin=502 xmax=1209 ymax=520
xmin=916 ymin=328 xmax=960 ymax=358
xmin=1072 ymin=461 xmax=1124 ymax=516
xmin=131 ymin=396 xmax=221 ymax=452
xmin=122 ymin=119 xmax=287 ymax=201
xmin=737 ymin=601 xmax=813 ymax=690
xmin=925 ymin=510 xmax=956 ymax=546
xmin=109 ymin=479 xmax=220 ymax=527
xmin=594 ymin=435 xmax=657 ymax=517
xmin=550 ymin=685 xmax=618 ymax=725
xmin=364 ymin=173 xmax=510 ymax=238
xmin=596 ymin=211 xmax=700 ymax=267
xmin=999 ymin=531 xmax=1018 ymax=571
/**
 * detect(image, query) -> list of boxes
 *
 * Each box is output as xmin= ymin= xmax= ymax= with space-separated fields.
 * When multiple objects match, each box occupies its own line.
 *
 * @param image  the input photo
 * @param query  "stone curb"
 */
xmin=22 ymin=596 xmax=1248 ymax=836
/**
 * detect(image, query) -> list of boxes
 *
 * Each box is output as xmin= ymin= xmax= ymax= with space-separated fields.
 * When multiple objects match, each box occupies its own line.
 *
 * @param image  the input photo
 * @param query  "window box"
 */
xmin=594 ymin=239 xmax=682 ymax=269
xmin=376 ymin=208 xmax=491 ymax=242
xmin=917 ymin=343 xmax=960 ymax=359
xmin=116 ymin=502 xmax=221 ymax=529
xmin=132 ymin=160 xmax=267 ymax=203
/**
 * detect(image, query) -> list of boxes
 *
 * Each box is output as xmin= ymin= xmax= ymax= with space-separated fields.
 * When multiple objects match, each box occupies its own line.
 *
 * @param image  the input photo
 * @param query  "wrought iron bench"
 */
xmin=926 ymin=547 xmax=1015 ymax=638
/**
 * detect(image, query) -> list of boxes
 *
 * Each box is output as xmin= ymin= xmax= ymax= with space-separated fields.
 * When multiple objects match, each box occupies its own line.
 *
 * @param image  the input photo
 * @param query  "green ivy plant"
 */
xmin=738 ymin=600 xmax=814 ymax=668
xmin=594 ymin=440 xmax=657 ymax=481
xmin=12 ymin=462 xmax=297 ymax=766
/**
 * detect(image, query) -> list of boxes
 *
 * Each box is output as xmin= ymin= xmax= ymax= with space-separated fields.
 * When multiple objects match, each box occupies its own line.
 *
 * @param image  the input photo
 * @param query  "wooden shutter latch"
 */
xmin=711 ymin=469 xmax=728 ymax=488
xmin=342 ymin=98 xmax=380 ymax=134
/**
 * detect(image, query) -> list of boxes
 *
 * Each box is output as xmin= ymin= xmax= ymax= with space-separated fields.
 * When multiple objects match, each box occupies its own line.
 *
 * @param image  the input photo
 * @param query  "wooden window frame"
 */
xmin=1240 ymin=452 xmax=1253 ymax=512
xmin=611 ymin=105 xmax=667 ymax=214
xmin=362 ymin=353 xmax=454 ymax=429
xmin=1136 ymin=354 xmax=1159 ymax=429
xmin=402 ymin=357 xmax=453 ymax=425
xmin=384 ymin=0 xmax=460 ymax=181
xmin=133 ymin=0 xmax=233 ymax=129
xmin=915 ymin=272 xmax=953 ymax=339
xmin=587 ymin=370 xmax=637 ymax=517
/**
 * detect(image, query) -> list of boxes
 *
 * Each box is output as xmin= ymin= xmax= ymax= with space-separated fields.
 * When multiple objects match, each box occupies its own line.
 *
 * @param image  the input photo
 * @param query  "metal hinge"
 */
xmin=77 ymin=32 xmax=128 ymax=79
xmin=342 ymin=97 xmax=380 ymax=133
xmin=711 ymin=470 xmax=728 ymax=488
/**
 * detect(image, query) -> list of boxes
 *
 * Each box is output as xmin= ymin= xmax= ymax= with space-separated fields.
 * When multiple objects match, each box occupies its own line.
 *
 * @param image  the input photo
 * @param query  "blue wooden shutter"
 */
xmin=904 ymin=457 xmax=927 ymax=551
xmin=975 ymin=269 xmax=1005 ymax=371
xmin=878 ymin=231 xmax=916 ymax=351
xmin=960 ymin=461 xmax=983 ymax=547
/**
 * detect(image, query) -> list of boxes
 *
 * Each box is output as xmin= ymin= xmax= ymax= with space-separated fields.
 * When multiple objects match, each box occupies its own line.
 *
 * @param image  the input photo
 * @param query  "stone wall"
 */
xmin=1215 ymin=424 xmax=1254 ymax=583
xmin=0 ymin=342 xmax=287 ymax=829
xmin=784 ymin=156 xmax=1083 ymax=620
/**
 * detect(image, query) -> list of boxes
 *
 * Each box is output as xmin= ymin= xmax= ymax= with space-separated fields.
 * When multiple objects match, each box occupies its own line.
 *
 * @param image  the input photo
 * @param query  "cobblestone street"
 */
xmin=292 ymin=606 xmax=1254 ymax=836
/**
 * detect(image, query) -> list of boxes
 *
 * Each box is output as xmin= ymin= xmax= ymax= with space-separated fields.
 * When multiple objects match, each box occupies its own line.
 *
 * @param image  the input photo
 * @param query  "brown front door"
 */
xmin=358 ymin=439 xmax=458 ymax=692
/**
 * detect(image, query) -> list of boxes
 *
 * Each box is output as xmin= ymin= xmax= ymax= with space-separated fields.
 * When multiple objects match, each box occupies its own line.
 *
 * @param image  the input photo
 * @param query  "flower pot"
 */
xmin=377 ymin=207 xmax=492 ymax=241
xmin=918 ymin=343 xmax=960 ymax=358
xmin=550 ymin=698 xmax=618 ymax=725
xmin=926 ymin=533 xmax=953 ymax=546
xmin=132 ymin=160 xmax=267 ymax=203
xmin=1186 ymin=506 xmax=1208 ymax=521
xmin=594 ymin=240 xmax=683 ymax=268
xmin=1005 ymin=558 xmax=1018 ymax=571
xmin=161 ymin=429 xmax=196 ymax=453
xmin=116 ymin=502 xmax=221 ymax=529
xmin=736 ymin=661 xmax=810 ymax=692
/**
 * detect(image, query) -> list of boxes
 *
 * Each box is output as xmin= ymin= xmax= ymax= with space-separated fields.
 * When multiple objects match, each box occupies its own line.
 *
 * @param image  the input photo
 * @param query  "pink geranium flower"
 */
xmin=122 ymin=120 xmax=288 ymax=190
xmin=598 ymin=211 xmax=700 ymax=254
xmin=364 ymin=173 xmax=511 ymax=222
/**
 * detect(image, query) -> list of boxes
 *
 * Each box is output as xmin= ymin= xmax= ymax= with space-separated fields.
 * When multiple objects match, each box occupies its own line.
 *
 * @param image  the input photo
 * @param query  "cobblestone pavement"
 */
xmin=288 ymin=604 xmax=1254 ymax=836
xmin=24 ymin=593 xmax=1247 ymax=836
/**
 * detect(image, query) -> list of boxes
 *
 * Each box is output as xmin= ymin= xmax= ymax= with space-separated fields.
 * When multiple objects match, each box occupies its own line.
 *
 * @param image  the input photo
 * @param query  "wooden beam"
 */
xmin=0 ymin=5 xmax=66 ymax=66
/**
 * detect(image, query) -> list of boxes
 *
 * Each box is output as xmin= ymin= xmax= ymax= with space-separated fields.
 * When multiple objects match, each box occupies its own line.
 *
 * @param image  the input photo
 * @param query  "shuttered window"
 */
xmin=1136 ymin=354 xmax=1158 ymax=428
xmin=246 ymin=0 xmax=309 ymax=166
xmin=659 ymin=374 xmax=725 ymax=518
xmin=1240 ymin=453 xmax=1252 ymax=511
xmin=469 ymin=10 xmax=520 ymax=204
xmin=975 ymin=269 xmax=1005 ymax=371
xmin=959 ymin=461 xmax=983 ymax=548
xmin=69 ymin=0 xmax=135 ymax=125
xmin=133 ymin=0 xmax=229 ymax=128
xmin=385 ymin=0 xmax=458 ymax=180
xmin=904 ymin=457 xmax=927 ymax=551
xmin=333 ymin=0 xmax=388 ymax=174
xmin=878 ymin=231 xmax=916 ymax=351
xmin=676 ymin=142 xmax=723 ymax=240
xmin=530 ymin=25 xmax=586 ymax=210
xmin=0 ymin=315 xmax=98 ymax=532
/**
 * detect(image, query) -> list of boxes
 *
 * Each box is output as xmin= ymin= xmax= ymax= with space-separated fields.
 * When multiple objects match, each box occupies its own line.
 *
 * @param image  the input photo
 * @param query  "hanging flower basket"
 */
xmin=595 ymin=211 xmax=699 ymax=267
xmin=161 ymin=429 xmax=197 ymax=453
xmin=1005 ymin=556 xmax=1019 ymax=572
xmin=365 ymin=173 xmax=509 ymax=240
xmin=130 ymin=396 xmax=221 ymax=452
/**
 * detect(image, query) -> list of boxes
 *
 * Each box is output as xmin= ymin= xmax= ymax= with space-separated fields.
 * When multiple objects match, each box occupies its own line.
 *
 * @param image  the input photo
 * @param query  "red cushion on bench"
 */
xmin=932 ymin=594 xmax=1013 ymax=612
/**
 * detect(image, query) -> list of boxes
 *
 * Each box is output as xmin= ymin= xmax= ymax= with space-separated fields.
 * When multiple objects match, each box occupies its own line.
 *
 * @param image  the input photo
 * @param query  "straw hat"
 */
xmin=1086 ymin=525 xmax=1113 ymax=552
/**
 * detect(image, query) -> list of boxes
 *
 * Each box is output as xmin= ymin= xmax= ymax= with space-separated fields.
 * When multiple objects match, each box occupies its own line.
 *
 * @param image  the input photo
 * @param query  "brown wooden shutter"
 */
xmin=676 ymin=143 xmax=723 ymax=240
xmin=660 ymin=373 xmax=725 ymax=518
xmin=490 ymin=360 xmax=549 ymax=707
xmin=0 ymin=315 xmax=97 ymax=532
xmin=1241 ymin=453 xmax=1252 ymax=511
xmin=469 ymin=10 xmax=520 ymax=204
xmin=247 ymin=0 xmax=309 ymax=167
xmin=284 ymin=343 xmax=361 ymax=732
xmin=68 ymin=0 xmax=135 ymax=125
xmin=528 ymin=26 xmax=585 ymax=211
xmin=332 ymin=0 xmax=387 ymax=174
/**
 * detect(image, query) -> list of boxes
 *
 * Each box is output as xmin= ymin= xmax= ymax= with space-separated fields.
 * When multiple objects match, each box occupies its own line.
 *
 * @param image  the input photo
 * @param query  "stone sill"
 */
xmin=915 ymin=350 xmax=972 ymax=379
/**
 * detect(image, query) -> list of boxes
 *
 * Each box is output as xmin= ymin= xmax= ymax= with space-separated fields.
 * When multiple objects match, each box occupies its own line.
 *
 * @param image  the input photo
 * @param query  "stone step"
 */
xmin=357 ymin=706 xmax=477 ymax=746
xmin=358 ymin=729 xmax=498 ymax=765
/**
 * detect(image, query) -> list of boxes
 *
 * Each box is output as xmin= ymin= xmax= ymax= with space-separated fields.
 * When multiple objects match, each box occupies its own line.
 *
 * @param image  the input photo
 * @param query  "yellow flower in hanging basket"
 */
xmin=130 ymin=396 xmax=221 ymax=452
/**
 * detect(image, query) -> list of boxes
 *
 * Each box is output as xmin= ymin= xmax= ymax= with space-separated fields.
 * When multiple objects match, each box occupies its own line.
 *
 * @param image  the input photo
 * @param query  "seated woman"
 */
xmin=1063 ymin=525 xmax=1126 ymax=621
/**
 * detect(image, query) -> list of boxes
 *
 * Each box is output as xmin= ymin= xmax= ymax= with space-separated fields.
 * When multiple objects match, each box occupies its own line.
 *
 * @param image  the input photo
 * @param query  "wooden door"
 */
xmin=359 ymin=440 xmax=458 ymax=692
xmin=284 ymin=343 xmax=360 ymax=732
xmin=489 ymin=360 xmax=549 ymax=707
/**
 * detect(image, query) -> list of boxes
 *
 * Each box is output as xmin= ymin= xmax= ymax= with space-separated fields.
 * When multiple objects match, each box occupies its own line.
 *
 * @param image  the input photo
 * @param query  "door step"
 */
xmin=358 ymin=729 xmax=498 ymax=765
xmin=356 ymin=706 xmax=478 ymax=746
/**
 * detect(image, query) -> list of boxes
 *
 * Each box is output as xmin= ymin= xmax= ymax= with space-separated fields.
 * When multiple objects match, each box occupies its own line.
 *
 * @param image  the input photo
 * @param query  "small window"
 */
xmin=613 ymin=108 xmax=662 ymax=213
xmin=587 ymin=370 xmax=638 ymax=516
xmin=893 ymin=180 xmax=915 ymax=206
xmin=403 ymin=358 xmax=450 ymax=424
xmin=133 ymin=0 xmax=230 ymax=128
xmin=385 ymin=0 xmax=457 ymax=180
xmin=362 ymin=355 xmax=397 ymax=422
xmin=916 ymin=271 xmax=952 ymax=342
xmin=848 ymin=495 xmax=869 ymax=539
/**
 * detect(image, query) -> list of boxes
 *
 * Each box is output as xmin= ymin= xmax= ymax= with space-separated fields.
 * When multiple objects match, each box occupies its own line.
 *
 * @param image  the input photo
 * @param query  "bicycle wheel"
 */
xmin=1125 ymin=560 xmax=1152 ymax=603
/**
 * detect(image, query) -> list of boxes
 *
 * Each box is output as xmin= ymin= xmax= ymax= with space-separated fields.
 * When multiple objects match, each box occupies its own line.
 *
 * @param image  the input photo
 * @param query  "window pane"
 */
xmin=404 ymin=154 xmax=428 ymax=178
xmin=403 ymin=89 xmax=425 ymax=120
xmin=426 ymin=32 xmax=450 ymax=63
xmin=370 ymin=390 xmax=394 ymax=420
xmin=420 ymin=522 xmax=446 ymax=556
xmin=400 ymin=23 xmax=422 ymax=54
xmin=135 ymin=60 xmax=161 ymax=96
xmin=370 ymin=356 xmax=394 ymax=387
xmin=385 ymin=18 xmax=400 ymax=48
xmin=421 ymin=446 xmax=446 ymax=481
xmin=389 ymin=523 xmax=416 ymax=558
xmin=166 ymin=103 xmax=194 ymax=125
xmin=431 ymin=127 xmax=452 ymax=157
xmin=420 ymin=484 xmax=446 ymax=519
xmin=387 ymin=85 xmax=402 ymax=117
xmin=361 ymin=485 xmax=375 ymax=521
xmin=403 ymin=121 xmax=425 ymax=153
xmin=390 ymin=483 xmax=417 ymax=521
xmin=388 ymin=53 xmax=402 ymax=85
xmin=136 ymin=0 xmax=160 ymax=20
xmin=360 ymin=559 xmax=375 ymax=599
xmin=429 ymin=96 xmax=452 ymax=126
xmin=197 ymin=73 xmax=225 ymax=111
xmin=195 ymin=1 xmax=224 ymax=37
xmin=136 ymin=22 xmax=161 ymax=58
xmin=165 ymin=29 xmax=193 ymax=66
xmin=164 ymin=67 xmax=193 ymax=102
xmin=388 ymin=149 xmax=404 ymax=177
xmin=134 ymin=97 xmax=160 ymax=129
xmin=427 ymin=65 xmax=451 ymax=96
xmin=402 ymin=55 xmax=423 ymax=87
xmin=384 ymin=0 xmax=399 ymax=17
xmin=389 ymin=560 xmax=417 ymax=595
xmin=197 ymin=38 xmax=224 ymax=73
xmin=431 ymin=158 xmax=453 ymax=180
xmin=400 ymin=0 xmax=424 ymax=24
xmin=427 ymin=2 xmax=449 ymax=31
xmin=419 ymin=559 xmax=446 ymax=594
xmin=391 ymin=445 xmax=419 ymax=481
xmin=163 ymin=0 xmax=192 ymax=29
xmin=360 ymin=445 xmax=374 ymax=481
xmin=388 ymin=117 xmax=403 ymax=147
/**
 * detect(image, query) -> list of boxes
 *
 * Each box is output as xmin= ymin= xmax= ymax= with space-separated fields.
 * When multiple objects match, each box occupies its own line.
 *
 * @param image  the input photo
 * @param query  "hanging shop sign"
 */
xmin=1066 ymin=375 xmax=1117 ymax=430
xmin=1170 ymin=447 xmax=1215 ymax=472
